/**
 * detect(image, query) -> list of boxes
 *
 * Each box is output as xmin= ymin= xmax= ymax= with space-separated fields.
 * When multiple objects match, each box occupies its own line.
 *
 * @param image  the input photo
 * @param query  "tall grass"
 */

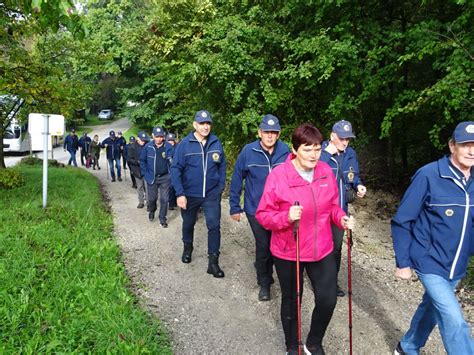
xmin=0 ymin=165 xmax=171 ymax=353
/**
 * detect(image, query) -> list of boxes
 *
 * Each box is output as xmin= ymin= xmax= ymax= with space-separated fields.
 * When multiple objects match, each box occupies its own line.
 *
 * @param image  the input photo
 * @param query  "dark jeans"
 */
xmin=180 ymin=190 xmax=222 ymax=254
xmin=146 ymin=174 xmax=170 ymax=224
xmin=127 ymin=162 xmax=136 ymax=186
xmin=80 ymin=149 xmax=88 ymax=165
xmin=92 ymin=153 xmax=100 ymax=169
xmin=274 ymin=253 xmax=337 ymax=351
xmin=107 ymin=158 xmax=121 ymax=178
xmin=246 ymin=213 xmax=274 ymax=287
xmin=67 ymin=150 xmax=77 ymax=167
xmin=331 ymin=224 xmax=344 ymax=275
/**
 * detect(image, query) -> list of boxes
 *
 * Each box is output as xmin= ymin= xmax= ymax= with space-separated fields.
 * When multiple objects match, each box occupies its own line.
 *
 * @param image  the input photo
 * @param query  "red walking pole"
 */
xmin=347 ymin=227 xmax=353 ymax=355
xmin=293 ymin=201 xmax=302 ymax=355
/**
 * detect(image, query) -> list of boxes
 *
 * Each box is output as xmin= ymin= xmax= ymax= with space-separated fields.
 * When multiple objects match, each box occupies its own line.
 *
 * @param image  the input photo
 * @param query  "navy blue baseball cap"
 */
xmin=137 ymin=131 xmax=150 ymax=142
xmin=259 ymin=114 xmax=281 ymax=132
xmin=109 ymin=130 xmax=115 ymax=137
xmin=194 ymin=110 xmax=212 ymax=123
xmin=152 ymin=126 xmax=165 ymax=137
xmin=129 ymin=136 xmax=136 ymax=142
xmin=167 ymin=133 xmax=176 ymax=141
xmin=332 ymin=120 xmax=355 ymax=139
xmin=453 ymin=121 xmax=474 ymax=143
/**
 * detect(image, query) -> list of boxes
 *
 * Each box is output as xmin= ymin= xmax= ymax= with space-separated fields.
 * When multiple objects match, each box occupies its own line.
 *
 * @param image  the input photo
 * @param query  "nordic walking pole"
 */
xmin=293 ymin=201 xmax=302 ymax=355
xmin=346 ymin=222 xmax=354 ymax=355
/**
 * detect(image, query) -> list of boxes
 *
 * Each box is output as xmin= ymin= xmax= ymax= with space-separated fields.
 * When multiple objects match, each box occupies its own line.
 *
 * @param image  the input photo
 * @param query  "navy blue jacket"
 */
xmin=78 ymin=136 xmax=92 ymax=152
xmin=171 ymin=132 xmax=227 ymax=198
xmin=229 ymin=139 xmax=289 ymax=215
xmin=320 ymin=140 xmax=363 ymax=212
xmin=391 ymin=155 xmax=474 ymax=280
xmin=64 ymin=134 xmax=79 ymax=152
xmin=140 ymin=140 xmax=174 ymax=185
xmin=101 ymin=137 xmax=123 ymax=160
xmin=117 ymin=136 xmax=127 ymax=157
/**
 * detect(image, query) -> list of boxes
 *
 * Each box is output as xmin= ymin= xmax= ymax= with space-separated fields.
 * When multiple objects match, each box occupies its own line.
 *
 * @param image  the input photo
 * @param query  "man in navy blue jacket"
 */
xmin=320 ymin=120 xmax=367 ymax=297
xmin=392 ymin=121 xmax=474 ymax=355
xmin=140 ymin=126 xmax=174 ymax=226
xmin=171 ymin=110 xmax=227 ymax=278
xmin=229 ymin=114 xmax=289 ymax=300
xmin=101 ymin=130 xmax=124 ymax=182
xmin=63 ymin=128 xmax=79 ymax=167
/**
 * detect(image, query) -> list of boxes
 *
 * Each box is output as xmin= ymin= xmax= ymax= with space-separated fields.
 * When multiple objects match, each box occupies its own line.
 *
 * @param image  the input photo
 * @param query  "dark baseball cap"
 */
xmin=259 ymin=114 xmax=281 ymax=132
xmin=332 ymin=120 xmax=355 ymax=139
xmin=453 ymin=121 xmax=474 ymax=143
xmin=137 ymin=131 xmax=150 ymax=142
xmin=194 ymin=110 xmax=212 ymax=123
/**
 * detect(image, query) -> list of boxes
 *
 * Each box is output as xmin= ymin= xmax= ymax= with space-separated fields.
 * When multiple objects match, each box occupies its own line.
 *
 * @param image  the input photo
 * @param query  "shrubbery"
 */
xmin=20 ymin=156 xmax=64 ymax=167
xmin=0 ymin=168 xmax=25 ymax=189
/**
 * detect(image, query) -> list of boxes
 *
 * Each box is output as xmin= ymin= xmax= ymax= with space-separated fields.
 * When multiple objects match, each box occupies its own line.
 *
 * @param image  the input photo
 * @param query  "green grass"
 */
xmin=80 ymin=113 xmax=120 ymax=127
xmin=0 ymin=165 xmax=171 ymax=353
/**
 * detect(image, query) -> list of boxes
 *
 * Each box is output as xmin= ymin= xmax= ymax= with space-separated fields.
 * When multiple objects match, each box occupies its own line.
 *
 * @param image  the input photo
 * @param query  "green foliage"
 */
xmin=19 ymin=156 xmax=65 ymax=168
xmin=0 ymin=165 xmax=171 ymax=353
xmin=0 ymin=168 xmax=25 ymax=189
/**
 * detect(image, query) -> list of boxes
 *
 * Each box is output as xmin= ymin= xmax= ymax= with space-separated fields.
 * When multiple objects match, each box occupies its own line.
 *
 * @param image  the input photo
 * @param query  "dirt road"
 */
xmin=46 ymin=118 xmax=473 ymax=354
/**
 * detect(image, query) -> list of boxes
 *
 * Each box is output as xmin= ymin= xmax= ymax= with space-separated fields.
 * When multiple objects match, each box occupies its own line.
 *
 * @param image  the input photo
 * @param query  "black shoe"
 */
xmin=117 ymin=176 xmax=122 ymax=181
xmin=182 ymin=243 xmax=193 ymax=263
xmin=160 ymin=222 xmax=168 ymax=228
xmin=111 ymin=178 xmax=116 ymax=182
xmin=98 ymin=167 xmax=101 ymax=170
xmin=207 ymin=254 xmax=225 ymax=278
xmin=337 ymin=285 xmax=345 ymax=297
xmin=394 ymin=342 xmax=406 ymax=355
xmin=304 ymin=344 xmax=325 ymax=355
xmin=137 ymin=203 xmax=144 ymax=209
xmin=148 ymin=211 xmax=155 ymax=221
xmin=132 ymin=185 xmax=137 ymax=189
xmin=258 ymin=286 xmax=271 ymax=301
xmin=93 ymin=167 xmax=96 ymax=170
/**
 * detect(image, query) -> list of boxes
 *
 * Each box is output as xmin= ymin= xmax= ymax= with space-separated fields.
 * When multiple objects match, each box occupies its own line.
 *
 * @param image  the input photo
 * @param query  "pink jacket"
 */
xmin=256 ymin=154 xmax=346 ymax=262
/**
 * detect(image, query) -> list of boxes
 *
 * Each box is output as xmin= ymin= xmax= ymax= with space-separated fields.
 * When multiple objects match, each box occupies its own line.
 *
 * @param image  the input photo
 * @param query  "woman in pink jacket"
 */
xmin=256 ymin=123 xmax=354 ymax=355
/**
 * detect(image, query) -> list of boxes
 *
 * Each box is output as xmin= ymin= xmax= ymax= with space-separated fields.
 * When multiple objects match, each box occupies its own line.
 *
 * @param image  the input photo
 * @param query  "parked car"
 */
xmin=98 ymin=109 xmax=114 ymax=120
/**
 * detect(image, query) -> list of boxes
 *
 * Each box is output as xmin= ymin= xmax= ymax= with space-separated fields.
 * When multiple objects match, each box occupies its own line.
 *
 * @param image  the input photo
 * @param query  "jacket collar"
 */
xmin=285 ymin=154 xmax=328 ymax=187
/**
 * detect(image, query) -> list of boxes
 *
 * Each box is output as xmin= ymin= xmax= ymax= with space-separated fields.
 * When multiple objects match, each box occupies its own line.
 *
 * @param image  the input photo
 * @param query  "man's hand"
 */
xmin=230 ymin=213 xmax=242 ymax=222
xmin=324 ymin=141 xmax=338 ymax=155
xmin=177 ymin=196 xmax=187 ymax=210
xmin=395 ymin=267 xmax=412 ymax=280
xmin=357 ymin=184 xmax=367 ymax=198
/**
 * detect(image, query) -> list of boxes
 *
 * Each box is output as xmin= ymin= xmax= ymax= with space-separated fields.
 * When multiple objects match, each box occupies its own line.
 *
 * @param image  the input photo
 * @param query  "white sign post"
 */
xmin=28 ymin=113 xmax=65 ymax=208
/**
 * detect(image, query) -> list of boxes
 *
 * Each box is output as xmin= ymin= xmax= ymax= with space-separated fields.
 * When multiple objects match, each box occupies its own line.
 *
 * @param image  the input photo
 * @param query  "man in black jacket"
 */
xmin=127 ymin=131 xmax=149 ymax=208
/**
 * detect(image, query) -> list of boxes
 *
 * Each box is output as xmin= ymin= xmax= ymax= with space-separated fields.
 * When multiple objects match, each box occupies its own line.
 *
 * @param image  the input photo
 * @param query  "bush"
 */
xmin=20 ymin=156 xmax=64 ymax=168
xmin=0 ymin=168 xmax=25 ymax=189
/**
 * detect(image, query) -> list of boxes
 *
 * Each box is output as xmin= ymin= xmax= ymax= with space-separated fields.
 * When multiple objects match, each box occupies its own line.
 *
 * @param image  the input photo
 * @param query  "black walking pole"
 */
xmin=347 ymin=224 xmax=354 ymax=355
xmin=293 ymin=201 xmax=302 ymax=355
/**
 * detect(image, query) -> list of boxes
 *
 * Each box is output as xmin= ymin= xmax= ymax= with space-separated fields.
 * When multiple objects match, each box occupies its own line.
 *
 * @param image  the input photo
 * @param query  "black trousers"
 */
xmin=331 ymin=224 xmax=344 ymax=275
xmin=246 ymin=213 xmax=274 ymax=287
xmin=274 ymin=253 xmax=337 ymax=351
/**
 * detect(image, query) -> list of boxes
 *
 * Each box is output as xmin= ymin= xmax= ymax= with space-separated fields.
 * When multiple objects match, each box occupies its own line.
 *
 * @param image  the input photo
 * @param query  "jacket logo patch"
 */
xmin=347 ymin=167 xmax=355 ymax=182
xmin=445 ymin=209 xmax=454 ymax=217
xmin=212 ymin=153 xmax=220 ymax=162
xmin=162 ymin=152 xmax=166 ymax=159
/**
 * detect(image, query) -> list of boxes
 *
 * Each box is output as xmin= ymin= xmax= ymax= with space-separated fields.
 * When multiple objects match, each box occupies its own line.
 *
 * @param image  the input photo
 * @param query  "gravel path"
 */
xmin=61 ymin=118 xmax=473 ymax=354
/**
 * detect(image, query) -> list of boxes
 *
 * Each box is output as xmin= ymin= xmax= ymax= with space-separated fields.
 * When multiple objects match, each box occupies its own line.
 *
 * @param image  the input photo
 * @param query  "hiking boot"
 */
xmin=160 ymin=222 xmax=168 ymax=228
xmin=137 ymin=203 xmax=144 ymax=209
xmin=148 ymin=211 xmax=155 ymax=221
xmin=132 ymin=184 xmax=137 ymax=189
xmin=111 ymin=178 xmax=116 ymax=182
xmin=207 ymin=254 xmax=225 ymax=278
xmin=393 ymin=342 xmax=405 ymax=355
xmin=117 ymin=176 xmax=122 ymax=181
xmin=258 ymin=285 xmax=271 ymax=301
xmin=181 ymin=243 xmax=193 ymax=263
xmin=337 ymin=285 xmax=345 ymax=297
xmin=304 ymin=344 xmax=325 ymax=355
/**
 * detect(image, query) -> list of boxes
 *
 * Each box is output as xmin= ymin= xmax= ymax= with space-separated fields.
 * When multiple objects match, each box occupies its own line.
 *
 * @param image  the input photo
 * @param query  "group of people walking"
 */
xmin=67 ymin=113 xmax=474 ymax=354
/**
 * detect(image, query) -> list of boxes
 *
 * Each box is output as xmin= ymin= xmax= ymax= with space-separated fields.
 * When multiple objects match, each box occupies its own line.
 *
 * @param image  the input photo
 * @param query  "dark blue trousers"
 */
xmin=180 ymin=190 xmax=222 ymax=255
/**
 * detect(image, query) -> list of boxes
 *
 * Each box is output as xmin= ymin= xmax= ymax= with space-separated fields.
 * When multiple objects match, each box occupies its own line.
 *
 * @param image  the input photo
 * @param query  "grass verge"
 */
xmin=0 ymin=164 xmax=171 ymax=353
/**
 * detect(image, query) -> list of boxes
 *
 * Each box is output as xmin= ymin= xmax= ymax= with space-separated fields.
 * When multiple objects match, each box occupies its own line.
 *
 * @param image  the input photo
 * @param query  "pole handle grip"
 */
xmin=293 ymin=201 xmax=300 ymax=238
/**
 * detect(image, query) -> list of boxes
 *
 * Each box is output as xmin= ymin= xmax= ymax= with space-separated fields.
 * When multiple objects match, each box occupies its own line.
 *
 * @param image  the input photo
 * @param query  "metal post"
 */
xmin=42 ymin=114 xmax=49 ymax=208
